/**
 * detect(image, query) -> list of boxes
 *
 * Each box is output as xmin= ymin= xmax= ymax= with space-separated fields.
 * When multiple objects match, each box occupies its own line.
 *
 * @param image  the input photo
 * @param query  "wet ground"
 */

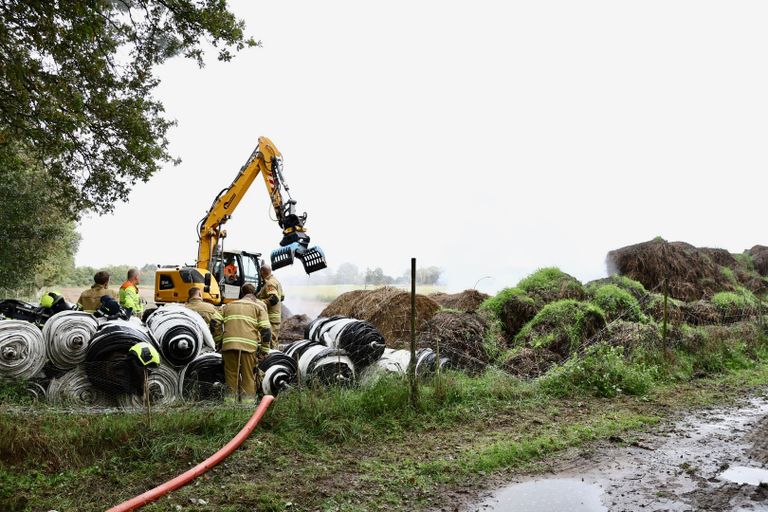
xmin=467 ymin=392 xmax=768 ymax=512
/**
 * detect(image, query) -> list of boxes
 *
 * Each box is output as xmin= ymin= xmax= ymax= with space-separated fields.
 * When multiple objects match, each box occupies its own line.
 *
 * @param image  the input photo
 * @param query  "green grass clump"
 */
xmin=590 ymin=284 xmax=647 ymax=323
xmin=516 ymin=267 xmax=585 ymax=303
xmin=515 ymin=299 xmax=606 ymax=355
xmin=711 ymin=287 xmax=760 ymax=320
xmin=540 ymin=343 xmax=656 ymax=398
xmin=480 ymin=287 xmax=531 ymax=319
xmin=586 ymin=275 xmax=648 ymax=300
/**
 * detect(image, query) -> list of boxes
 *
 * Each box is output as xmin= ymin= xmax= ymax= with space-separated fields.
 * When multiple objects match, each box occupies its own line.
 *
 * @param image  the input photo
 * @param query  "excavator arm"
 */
xmin=196 ymin=136 xmax=326 ymax=274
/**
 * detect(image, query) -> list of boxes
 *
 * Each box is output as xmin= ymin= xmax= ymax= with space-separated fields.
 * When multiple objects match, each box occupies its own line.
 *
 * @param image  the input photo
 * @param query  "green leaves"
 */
xmin=0 ymin=0 xmax=256 ymax=216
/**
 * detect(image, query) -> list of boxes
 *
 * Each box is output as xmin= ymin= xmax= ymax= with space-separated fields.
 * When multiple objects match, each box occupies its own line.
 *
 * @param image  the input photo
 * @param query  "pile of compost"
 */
xmin=607 ymin=239 xmax=736 ymax=301
xmin=417 ymin=311 xmax=488 ymax=372
xmin=502 ymin=347 xmax=561 ymax=378
xmin=280 ymin=314 xmax=311 ymax=343
xmin=320 ymin=287 xmax=440 ymax=344
xmin=429 ymin=289 xmax=489 ymax=313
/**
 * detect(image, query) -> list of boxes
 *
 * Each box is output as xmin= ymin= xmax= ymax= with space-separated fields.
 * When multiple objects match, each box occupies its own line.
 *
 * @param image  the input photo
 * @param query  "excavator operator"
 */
xmin=223 ymin=257 xmax=238 ymax=284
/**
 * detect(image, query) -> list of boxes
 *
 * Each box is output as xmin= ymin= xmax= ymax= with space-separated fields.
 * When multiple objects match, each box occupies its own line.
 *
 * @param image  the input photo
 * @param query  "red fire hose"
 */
xmin=107 ymin=395 xmax=274 ymax=512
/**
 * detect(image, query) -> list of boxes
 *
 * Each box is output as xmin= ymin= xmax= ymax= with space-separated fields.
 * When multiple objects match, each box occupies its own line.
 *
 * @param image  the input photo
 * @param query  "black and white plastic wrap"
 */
xmin=43 ymin=310 xmax=99 ymax=370
xmin=179 ymin=352 xmax=226 ymax=401
xmin=85 ymin=319 xmax=159 ymax=393
xmin=306 ymin=316 xmax=385 ymax=368
xmin=47 ymin=366 xmax=112 ymax=407
xmin=259 ymin=350 xmax=298 ymax=396
xmin=0 ymin=320 xmax=47 ymax=379
xmin=285 ymin=339 xmax=355 ymax=386
xmin=118 ymin=364 xmax=180 ymax=408
xmin=359 ymin=348 xmax=451 ymax=386
xmin=146 ymin=305 xmax=214 ymax=368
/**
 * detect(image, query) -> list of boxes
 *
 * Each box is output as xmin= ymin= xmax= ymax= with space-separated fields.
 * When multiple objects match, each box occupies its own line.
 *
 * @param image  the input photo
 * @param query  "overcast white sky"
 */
xmin=77 ymin=0 xmax=768 ymax=294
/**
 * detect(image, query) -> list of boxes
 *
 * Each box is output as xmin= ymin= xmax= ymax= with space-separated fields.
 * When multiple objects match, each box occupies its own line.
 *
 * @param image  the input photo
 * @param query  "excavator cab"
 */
xmin=211 ymin=250 xmax=264 ymax=301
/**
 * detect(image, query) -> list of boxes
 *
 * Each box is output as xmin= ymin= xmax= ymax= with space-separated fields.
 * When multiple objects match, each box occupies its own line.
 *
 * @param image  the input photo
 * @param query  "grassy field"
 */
xmin=3 ymin=339 xmax=768 ymax=511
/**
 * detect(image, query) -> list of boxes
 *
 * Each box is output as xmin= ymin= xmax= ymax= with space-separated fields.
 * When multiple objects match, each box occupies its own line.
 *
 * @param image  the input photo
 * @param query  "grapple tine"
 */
xmin=298 ymin=246 xmax=327 ymax=274
xmin=270 ymin=244 xmax=296 ymax=270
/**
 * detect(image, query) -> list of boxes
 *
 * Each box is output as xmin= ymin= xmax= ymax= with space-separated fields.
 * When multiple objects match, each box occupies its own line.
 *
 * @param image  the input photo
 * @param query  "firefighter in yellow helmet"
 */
xmin=256 ymin=264 xmax=284 ymax=348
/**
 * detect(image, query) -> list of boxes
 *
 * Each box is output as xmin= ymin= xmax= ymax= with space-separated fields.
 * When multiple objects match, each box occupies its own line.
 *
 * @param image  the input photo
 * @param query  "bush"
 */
xmin=515 ymin=300 xmax=606 ymax=356
xmin=540 ymin=343 xmax=656 ymax=398
xmin=590 ymin=284 xmax=647 ymax=323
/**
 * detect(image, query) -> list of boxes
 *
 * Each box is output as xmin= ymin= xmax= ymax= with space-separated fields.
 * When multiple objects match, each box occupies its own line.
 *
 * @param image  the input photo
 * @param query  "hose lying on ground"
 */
xmin=0 ymin=320 xmax=47 ymax=379
xmin=179 ymin=352 xmax=226 ymax=401
xmin=47 ymin=366 xmax=113 ymax=407
xmin=85 ymin=320 xmax=159 ymax=395
xmin=0 ymin=299 xmax=40 ymax=323
xmin=146 ymin=305 xmax=213 ymax=367
xmin=306 ymin=316 xmax=385 ymax=368
xmin=107 ymin=395 xmax=274 ymax=512
xmin=43 ymin=310 xmax=99 ymax=370
xmin=118 ymin=364 xmax=179 ymax=409
xmin=259 ymin=350 xmax=298 ymax=396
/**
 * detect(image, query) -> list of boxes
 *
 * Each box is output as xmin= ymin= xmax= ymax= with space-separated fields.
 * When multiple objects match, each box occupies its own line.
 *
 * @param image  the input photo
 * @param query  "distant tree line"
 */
xmin=286 ymin=262 xmax=443 ymax=286
xmin=59 ymin=264 xmax=156 ymax=288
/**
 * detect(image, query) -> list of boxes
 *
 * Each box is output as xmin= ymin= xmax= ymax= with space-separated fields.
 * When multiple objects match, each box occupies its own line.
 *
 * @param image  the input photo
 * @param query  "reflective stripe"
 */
xmin=268 ymin=312 xmax=281 ymax=321
xmin=222 ymin=336 xmax=260 ymax=348
xmin=258 ymin=320 xmax=271 ymax=329
xmin=223 ymin=314 xmax=260 ymax=326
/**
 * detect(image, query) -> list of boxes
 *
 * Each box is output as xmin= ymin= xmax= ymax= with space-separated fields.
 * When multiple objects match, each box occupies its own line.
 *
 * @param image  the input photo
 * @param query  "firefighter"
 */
xmin=119 ymin=268 xmax=144 ymax=318
xmin=221 ymin=283 xmax=271 ymax=400
xmin=185 ymin=287 xmax=224 ymax=349
xmin=256 ymin=264 xmax=284 ymax=348
xmin=77 ymin=271 xmax=119 ymax=312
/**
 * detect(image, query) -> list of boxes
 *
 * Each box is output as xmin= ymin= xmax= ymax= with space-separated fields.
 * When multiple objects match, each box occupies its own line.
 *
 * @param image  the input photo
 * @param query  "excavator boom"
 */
xmin=196 ymin=136 xmax=327 ymax=275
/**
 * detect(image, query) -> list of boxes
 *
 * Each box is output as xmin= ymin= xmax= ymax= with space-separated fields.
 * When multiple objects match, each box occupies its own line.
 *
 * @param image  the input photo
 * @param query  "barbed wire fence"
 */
xmin=1 ymin=272 xmax=767 ymax=417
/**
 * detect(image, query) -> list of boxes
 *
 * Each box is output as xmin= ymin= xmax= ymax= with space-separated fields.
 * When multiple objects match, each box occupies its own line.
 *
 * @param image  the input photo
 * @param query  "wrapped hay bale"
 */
xmin=47 ymin=367 xmax=113 ymax=407
xmin=429 ymin=289 xmax=489 ymax=313
xmin=319 ymin=286 xmax=439 ymax=345
xmin=418 ymin=311 xmax=489 ymax=372
xmin=43 ymin=310 xmax=99 ymax=370
xmin=514 ymin=300 xmax=606 ymax=357
xmin=682 ymin=300 xmax=722 ymax=325
xmin=0 ymin=320 xmax=47 ymax=380
xmin=179 ymin=352 xmax=226 ymax=401
xmin=607 ymin=238 xmax=734 ymax=301
xmin=501 ymin=347 xmax=561 ymax=378
xmin=118 ymin=364 xmax=179 ymax=409
xmin=280 ymin=314 xmax=311 ymax=343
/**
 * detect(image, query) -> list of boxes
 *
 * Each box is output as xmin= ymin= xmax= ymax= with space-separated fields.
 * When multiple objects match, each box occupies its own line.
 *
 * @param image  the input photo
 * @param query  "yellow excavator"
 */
xmin=154 ymin=136 xmax=326 ymax=305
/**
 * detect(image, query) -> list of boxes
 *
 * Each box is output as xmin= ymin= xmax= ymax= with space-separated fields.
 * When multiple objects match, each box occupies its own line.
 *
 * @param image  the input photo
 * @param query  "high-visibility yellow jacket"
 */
xmin=119 ymin=281 xmax=143 ymax=316
xmin=257 ymin=274 xmax=284 ymax=325
xmin=221 ymin=295 xmax=270 ymax=353
xmin=185 ymin=297 xmax=224 ymax=345
xmin=77 ymin=284 xmax=119 ymax=312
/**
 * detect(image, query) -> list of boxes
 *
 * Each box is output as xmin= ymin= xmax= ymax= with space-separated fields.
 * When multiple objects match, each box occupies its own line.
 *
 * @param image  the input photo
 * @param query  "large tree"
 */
xmin=0 ymin=1 xmax=256 ymax=292
xmin=0 ymin=0 xmax=257 ymax=216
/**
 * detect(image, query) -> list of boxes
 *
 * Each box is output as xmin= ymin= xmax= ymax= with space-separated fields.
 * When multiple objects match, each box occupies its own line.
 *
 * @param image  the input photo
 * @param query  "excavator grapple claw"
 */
xmin=298 ymin=246 xmax=327 ymax=274
xmin=270 ymin=243 xmax=327 ymax=274
xmin=270 ymin=244 xmax=297 ymax=271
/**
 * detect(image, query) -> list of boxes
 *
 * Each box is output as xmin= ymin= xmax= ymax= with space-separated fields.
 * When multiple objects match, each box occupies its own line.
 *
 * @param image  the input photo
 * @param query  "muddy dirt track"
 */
xmin=468 ymin=392 xmax=768 ymax=512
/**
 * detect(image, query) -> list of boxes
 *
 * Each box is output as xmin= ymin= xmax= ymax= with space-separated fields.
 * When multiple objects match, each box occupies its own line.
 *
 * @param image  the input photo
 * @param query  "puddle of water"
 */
xmin=473 ymin=478 xmax=606 ymax=512
xmin=719 ymin=466 xmax=768 ymax=486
